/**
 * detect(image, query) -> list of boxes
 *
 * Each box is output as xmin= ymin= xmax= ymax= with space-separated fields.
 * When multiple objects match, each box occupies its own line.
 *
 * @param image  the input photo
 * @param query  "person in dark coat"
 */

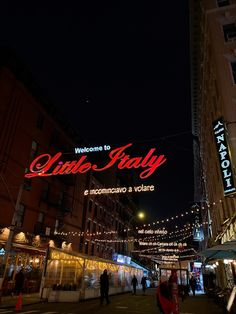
xmin=141 ymin=276 xmax=147 ymax=294
xmin=189 ymin=275 xmax=197 ymax=297
xmin=131 ymin=275 xmax=138 ymax=295
xmin=14 ymin=268 xmax=25 ymax=295
xmin=100 ymin=269 xmax=110 ymax=305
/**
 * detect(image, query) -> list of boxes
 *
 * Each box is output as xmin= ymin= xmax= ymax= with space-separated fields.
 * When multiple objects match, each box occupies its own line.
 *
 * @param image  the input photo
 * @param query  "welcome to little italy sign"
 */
xmin=25 ymin=143 xmax=167 ymax=179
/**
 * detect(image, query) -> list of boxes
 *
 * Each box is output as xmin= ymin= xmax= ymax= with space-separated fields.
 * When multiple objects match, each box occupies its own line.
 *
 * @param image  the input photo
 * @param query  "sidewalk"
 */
xmin=0 ymin=289 xmax=232 ymax=313
xmin=179 ymin=294 xmax=227 ymax=314
xmin=0 ymin=293 xmax=42 ymax=308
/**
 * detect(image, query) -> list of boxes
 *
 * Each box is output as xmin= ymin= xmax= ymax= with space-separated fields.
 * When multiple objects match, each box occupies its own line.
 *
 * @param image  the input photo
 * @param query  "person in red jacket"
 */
xmin=156 ymin=276 xmax=175 ymax=314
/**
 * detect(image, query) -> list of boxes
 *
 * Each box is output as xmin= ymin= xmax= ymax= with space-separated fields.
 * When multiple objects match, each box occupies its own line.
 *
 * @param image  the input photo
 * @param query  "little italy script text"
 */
xmin=25 ymin=143 xmax=167 ymax=179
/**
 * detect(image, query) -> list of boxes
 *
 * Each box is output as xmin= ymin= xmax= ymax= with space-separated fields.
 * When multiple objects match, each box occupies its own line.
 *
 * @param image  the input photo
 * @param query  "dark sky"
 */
xmin=1 ymin=2 xmax=194 ymax=221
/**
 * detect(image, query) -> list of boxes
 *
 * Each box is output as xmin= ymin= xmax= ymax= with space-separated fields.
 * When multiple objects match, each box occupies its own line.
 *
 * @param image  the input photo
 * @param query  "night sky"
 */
xmin=1 ymin=2 xmax=193 ymax=221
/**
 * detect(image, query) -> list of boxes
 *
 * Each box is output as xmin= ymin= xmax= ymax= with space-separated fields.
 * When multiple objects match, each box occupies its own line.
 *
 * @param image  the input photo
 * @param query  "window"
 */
xmin=94 ymin=203 xmax=98 ymax=218
xmin=85 ymin=241 xmax=88 ymax=254
xmin=91 ymin=243 xmax=95 ymax=256
xmin=38 ymin=212 xmax=44 ymax=223
xmin=217 ymin=0 xmax=229 ymax=7
xmin=87 ymin=220 xmax=91 ymax=233
xmin=223 ymin=24 xmax=236 ymax=42
xmin=36 ymin=113 xmax=44 ymax=130
xmin=230 ymin=61 xmax=236 ymax=83
xmin=17 ymin=203 xmax=25 ymax=227
xmin=24 ymin=168 xmax=32 ymax=191
xmin=92 ymin=222 xmax=96 ymax=233
xmin=50 ymin=130 xmax=59 ymax=147
xmin=31 ymin=140 xmax=38 ymax=157
xmin=42 ymin=182 xmax=50 ymax=200
xmin=88 ymin=200 xmax=93 ymax=212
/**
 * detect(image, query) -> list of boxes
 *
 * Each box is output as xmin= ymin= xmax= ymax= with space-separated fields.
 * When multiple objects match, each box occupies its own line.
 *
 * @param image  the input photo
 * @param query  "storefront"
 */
xmin=0 ymin=229 xmax=47 ymax=296
xmin=189 ymin=261 xmax=204 ymax=292
xmin=0 ymin=242 xmax=45 ymax=295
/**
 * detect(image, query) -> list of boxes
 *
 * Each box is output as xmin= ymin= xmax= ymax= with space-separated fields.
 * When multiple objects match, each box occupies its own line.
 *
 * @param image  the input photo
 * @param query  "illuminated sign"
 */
xmin=213 ymin=118 xmax=236 ymax=195
xmin=74 ymin=144 xmax=111 ymax=154
xmin=25 ymin=143 xmax=166 ymax=179
xmin=138 ymin=229 xmax=167 ymax=235
xmin=193 ymin=214 xmax=204 ymax=241
xmin=84 ymin=184 xmax=155 ymax=195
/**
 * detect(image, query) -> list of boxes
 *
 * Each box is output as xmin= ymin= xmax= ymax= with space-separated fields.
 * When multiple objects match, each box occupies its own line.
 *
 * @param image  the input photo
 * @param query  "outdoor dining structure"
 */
xmin=199 ymin=239 xmax=236 ymax=311
xmin=40 ymin=247 xmax=145 ymax=302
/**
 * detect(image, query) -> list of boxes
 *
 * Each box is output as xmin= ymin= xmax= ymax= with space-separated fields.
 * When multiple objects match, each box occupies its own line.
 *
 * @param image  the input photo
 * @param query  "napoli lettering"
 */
xmin=25 ymin=143 xmax=167 ymax=179
xmin=213 ymin=118 xmax=236 ymax=195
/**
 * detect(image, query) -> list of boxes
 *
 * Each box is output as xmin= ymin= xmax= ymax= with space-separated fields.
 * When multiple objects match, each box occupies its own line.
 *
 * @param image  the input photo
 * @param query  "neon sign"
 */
xmin=213 ymin=118 xmax=236 ymax=195
xmin=25 ymin=143 xmax=166 ymax=179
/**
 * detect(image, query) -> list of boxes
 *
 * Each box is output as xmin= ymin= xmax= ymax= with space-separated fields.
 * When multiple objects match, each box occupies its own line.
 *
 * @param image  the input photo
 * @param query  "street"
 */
xmin=0 ymin=289 xmax=227 ymax=314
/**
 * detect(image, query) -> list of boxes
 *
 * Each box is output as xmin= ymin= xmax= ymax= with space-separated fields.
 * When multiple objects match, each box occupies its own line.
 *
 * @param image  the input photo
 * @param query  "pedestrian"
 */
xmin=189 ymin=275 xmax=196 ymax=297
xmin=141 ymin=275 xmax=147 ymax=294
xmin=156 ymin=275 xmax=175 ymax=314
xmin=131 ymin=275 xmax=138 ymax=295
xmin=14 ymin=268 xmax=25 ymax=295
xmin=100 ymin=269 xmax=110 ymax=305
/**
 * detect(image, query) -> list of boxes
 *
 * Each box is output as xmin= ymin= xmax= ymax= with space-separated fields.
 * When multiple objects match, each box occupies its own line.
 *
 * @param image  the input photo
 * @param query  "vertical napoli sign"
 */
xmin=213 ymin=118 xmax=236 ymax=196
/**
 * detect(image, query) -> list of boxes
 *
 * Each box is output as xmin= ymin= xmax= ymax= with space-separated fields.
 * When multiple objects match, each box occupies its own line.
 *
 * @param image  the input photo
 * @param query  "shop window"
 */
xmin=223 ymin=24 xmax=236 ymax=42
xmin=217 ymin=0 xmax=230 ymax=6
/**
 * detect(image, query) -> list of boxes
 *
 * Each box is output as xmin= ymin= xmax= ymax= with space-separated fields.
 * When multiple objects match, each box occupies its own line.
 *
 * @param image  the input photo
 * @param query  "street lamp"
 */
xmin=126 ymin=210 xmax=146 ymax=256
xmin=137 ymin=211 xmax=145 ymax=220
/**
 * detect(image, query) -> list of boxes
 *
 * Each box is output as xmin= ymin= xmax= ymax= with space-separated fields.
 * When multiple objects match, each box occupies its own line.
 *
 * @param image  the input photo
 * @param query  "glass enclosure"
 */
xmin=44 ymin=248 xmax=143 ymax=291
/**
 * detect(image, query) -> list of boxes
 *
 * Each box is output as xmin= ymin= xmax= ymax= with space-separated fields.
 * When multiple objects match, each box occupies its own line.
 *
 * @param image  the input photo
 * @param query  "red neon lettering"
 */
xmin=24 ymin=143 xmax=167 ymax=179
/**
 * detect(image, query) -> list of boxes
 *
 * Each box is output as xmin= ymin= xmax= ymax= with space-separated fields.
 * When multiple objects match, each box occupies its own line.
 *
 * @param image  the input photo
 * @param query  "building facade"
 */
xmin=0 ymin=51 xmax=140 ymax=295
xmin=190 ymin=0 xmax=236 ymax=289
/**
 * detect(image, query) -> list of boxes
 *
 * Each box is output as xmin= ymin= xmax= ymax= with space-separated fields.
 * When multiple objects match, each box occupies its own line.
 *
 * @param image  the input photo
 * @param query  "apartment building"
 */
xmin=0 ymin=50 xmax=139 ymax=294
xmin=190 ymin=0 xmax=236 ymax=288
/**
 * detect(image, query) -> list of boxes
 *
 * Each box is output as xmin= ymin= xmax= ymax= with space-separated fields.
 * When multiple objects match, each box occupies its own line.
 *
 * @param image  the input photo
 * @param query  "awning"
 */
xmin=215 ymin=213 xmax=236 ymax=244
xmin=199 ymin=240 xmax=236 ymax=261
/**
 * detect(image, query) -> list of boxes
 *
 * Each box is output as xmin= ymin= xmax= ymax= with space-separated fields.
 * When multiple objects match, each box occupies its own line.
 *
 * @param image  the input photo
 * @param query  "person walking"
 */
xmin=131 ymin=275 xmax=138 ymax=295
xmin=189 ymin=275 xmax=196 ymax=297
xmin=156 ymin=275 xmax=175 ymax=314
xmin=100 ymin=269 xmax=110 ymax=305
xmin=141 ymin=275 xmax=147 ymax=294
xmin=14 ymin=268 xmax=25 ymax=295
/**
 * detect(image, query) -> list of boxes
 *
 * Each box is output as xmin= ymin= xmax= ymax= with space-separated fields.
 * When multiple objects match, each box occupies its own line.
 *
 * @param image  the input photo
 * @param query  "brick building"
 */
xmin=0 ymin=50 xmax=140 ymax=293
xmin=190 ymin=0 xmax=236 ymax=289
